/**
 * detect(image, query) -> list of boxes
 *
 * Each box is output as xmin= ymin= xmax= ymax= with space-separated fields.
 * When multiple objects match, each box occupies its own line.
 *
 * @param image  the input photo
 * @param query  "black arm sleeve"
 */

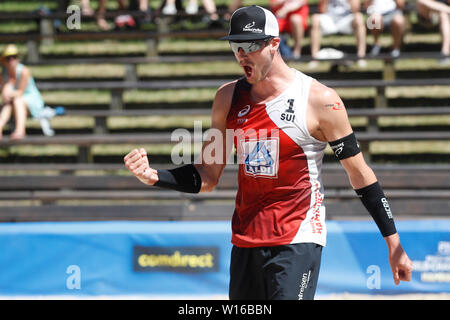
xmin=154 ymin=164 xmax=202 ymax=194
xmin=355 ymin=181 xmax=397 ymax=237
xmin=329 ymin=132 xmax=361 ymax=160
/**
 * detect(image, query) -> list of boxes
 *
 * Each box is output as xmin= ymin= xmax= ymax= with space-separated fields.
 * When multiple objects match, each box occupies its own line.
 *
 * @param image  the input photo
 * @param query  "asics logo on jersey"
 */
xmin=238 ymin=105 xmax=251 ymax=117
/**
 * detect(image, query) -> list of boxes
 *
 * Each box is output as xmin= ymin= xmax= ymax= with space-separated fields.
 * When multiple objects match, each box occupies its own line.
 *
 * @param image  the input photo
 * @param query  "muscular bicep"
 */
xmin=310 ymin=82 xmax=377 ymax=188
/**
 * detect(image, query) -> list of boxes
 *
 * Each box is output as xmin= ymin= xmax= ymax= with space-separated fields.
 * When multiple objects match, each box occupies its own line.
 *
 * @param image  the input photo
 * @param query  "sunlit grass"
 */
xmin=371 ymin=141 xmax=450 ymax=154
xmin=30 ymin=64 xmax=125 ymax=79
xmin=41 ymin=90 xmax=110 ymax=104
xmin=26 ymin=116 xmax=94 ymax=129
xmin=378 ymin=115 xmax=450 ymax=127
xmin=387 ymin=86 xmax=450 ymax=98
xmin=39 ymin=41 xmax=148 ymax=56
xmin=123 ymin=88 xmax=217 ymax=103
xmin=138 ymin=61 xmax=241 ymax=77
xmin=91 ymin=144 xmax=177 ymax=155
xmin=108 ymin=115 xmax=211 ymax=129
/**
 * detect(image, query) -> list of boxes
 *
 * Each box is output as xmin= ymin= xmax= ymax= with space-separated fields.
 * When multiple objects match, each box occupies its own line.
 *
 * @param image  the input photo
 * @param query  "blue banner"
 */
xmin=319 ymin=220 xmax=450 ymax=295
xmin=0 ymin=220 xmax=449 ymax=297
xmin=0 ymin=221 xmax=232 ymax=296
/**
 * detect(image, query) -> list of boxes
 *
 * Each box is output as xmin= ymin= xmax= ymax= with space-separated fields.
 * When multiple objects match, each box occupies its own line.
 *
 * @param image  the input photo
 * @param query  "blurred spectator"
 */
xmin=81 ymin=0 xmax=110 ymax=30
xmin=128 ymin=0 xmax=152 ymax=25
xmin=0 ymin=45 xmax=41 ymax=140
xmin=416 ymin=0 xmax=450 ymax=64
xmin=114 ymin=0 xmax=152 ymax=29
xmin=81 ymin=0 xmax=150 ymax=30
xmin=270 ymin=0 xmax=309 ymax=59
xmin=225 ymin=0 xmax=242 ymax=20
xmin=0 ymin=45 xmax=63 ymax=140
xmin=365 ymin=0 xmax=406 ymax=58
xmin=161 ymin=0 xmax=221 ymax=27
xmin=309 ymin=0 xmax=366 ymax=67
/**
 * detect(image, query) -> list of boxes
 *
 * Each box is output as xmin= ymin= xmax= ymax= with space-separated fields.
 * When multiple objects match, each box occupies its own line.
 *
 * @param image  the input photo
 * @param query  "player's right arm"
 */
xmin=194 ymin=81 xmax=236 ymax=192
xmin=124 ymin=81 xmax=236 ymax=193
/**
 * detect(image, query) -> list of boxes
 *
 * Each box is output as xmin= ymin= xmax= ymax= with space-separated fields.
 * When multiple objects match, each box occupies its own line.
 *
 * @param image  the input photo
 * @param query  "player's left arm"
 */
xmin=308 ymin=81 xmax=413 ymax=285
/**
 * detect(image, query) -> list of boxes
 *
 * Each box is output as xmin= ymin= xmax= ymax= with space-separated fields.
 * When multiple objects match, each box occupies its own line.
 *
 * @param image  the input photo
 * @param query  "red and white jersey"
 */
xmin=226 ymin=70 xmax=327 ymax=248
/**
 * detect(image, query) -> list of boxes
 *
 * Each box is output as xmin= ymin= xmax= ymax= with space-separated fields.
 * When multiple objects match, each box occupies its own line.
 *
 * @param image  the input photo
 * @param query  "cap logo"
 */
xmin=244 ymin=22 xmax=255 ymax=28
xmin=243 ymin=21 xmax=262 ymax=33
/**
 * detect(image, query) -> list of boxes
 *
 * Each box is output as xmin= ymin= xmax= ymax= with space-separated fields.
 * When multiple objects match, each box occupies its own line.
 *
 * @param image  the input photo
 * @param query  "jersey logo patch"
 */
xmin=240 ymin=138 xmax=279 ymax=178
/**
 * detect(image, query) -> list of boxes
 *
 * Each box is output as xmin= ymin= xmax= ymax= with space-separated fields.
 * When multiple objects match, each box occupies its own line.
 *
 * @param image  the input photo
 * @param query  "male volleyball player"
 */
xmin=124 ymin=5 xmax=413 ymax=299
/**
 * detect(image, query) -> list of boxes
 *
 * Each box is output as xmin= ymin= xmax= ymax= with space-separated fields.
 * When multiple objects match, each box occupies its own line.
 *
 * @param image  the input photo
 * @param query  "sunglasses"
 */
xmin=229 ymin=38 xmax=272 ymax=54
xmin=5 ymin=55 xmax=17 ymax=61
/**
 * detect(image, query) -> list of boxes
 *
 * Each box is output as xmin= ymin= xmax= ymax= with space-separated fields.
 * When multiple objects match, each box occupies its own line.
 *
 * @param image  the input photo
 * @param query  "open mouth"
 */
xmin=243 ymin=65 xmax=253 ymax=78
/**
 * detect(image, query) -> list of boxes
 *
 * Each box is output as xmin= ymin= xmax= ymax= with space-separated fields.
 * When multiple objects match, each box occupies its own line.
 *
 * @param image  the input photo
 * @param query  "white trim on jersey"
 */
xmin=265 ymin=70 xmax=328 ymax=247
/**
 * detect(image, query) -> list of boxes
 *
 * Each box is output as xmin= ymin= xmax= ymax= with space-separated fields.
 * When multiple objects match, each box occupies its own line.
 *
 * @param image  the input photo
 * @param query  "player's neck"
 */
xmin=250 ymin=57 xmax=295 ymax=104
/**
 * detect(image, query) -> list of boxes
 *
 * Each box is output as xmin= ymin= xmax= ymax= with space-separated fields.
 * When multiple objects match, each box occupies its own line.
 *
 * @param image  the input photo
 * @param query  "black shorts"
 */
xmin=229 ymin=242 xmax=323 ymax=300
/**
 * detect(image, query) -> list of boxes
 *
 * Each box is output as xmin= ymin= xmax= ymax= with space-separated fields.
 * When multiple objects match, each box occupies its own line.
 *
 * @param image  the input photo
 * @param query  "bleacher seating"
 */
xmin=0 ymin=0 xmax=448 ymax=222
xmin=0 ymin=163 xmax=448 ymax=221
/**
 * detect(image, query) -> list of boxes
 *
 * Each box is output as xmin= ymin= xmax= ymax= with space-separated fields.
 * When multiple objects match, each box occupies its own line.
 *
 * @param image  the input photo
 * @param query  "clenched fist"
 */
xmin=123 ymin=148 xmax=159 ymax=185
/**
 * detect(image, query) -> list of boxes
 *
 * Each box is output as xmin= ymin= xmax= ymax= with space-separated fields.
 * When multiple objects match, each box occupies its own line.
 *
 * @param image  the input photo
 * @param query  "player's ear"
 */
xmin=270 ymin=37 xmax=280 ymax=53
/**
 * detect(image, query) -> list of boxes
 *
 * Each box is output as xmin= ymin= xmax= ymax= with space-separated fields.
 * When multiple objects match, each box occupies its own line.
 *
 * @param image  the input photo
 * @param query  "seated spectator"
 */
xmin=81 ymin=0 xmax=110 ymax=30
xmin=81 ymin=0 xmax=150 ymax=30
xmin=416 ymin=0 xmax=450 ymax=64
xmin=225 ymin=0 xmax=242 ymax=20
xmin=0 ymin=45 xmax=62 ymax=140
xmin=162 ymin=0 xmax=221 ymax=26
xmin=270 ymin=0 xmax=309 ymax=59
xmin=309 ymin=0 xmax=367 ymax=67
xmin=365 ymin=0 xmax=406 ymax=58
xmin=128 ymin=0 xmax=152 ymax=25
xmin=114 ymin=0 xmax=152 ymax=29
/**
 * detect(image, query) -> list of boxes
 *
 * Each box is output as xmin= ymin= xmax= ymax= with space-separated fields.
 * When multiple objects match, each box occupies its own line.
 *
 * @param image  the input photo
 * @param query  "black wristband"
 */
xmin=154 ymin=164 xmax=202 ymax=194
xmin=329 ymin=132 xmax=361 ymax=160
xmin=355 ymin=181 xmax=397 ymax=237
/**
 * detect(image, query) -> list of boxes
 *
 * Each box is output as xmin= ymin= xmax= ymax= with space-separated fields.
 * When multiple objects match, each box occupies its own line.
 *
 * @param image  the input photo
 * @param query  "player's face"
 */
xmin=231 ymin=38 xmax=276 ymax=84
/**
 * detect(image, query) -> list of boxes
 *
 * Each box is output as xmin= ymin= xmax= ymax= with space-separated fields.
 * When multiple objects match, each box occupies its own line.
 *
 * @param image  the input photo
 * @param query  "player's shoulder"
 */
xmin=211 ymin=80 xmax=238 ymax=120
xmin=308 ymin=79 xmax=342 ymax=108
xmin=308 ymin=79 xmax=348 ymax=119
xmin=307 ymin=78 xmax=350 ymax=127
xmin=216 ymin=80 xmax=238 ymax=98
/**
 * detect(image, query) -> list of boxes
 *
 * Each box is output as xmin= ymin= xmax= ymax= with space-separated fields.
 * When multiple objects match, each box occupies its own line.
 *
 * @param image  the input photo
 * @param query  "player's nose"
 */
xmin=239 ymin=47 xmax=249 ymax=56
xmin=235 ymin=47 xmax=247 ymax=58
